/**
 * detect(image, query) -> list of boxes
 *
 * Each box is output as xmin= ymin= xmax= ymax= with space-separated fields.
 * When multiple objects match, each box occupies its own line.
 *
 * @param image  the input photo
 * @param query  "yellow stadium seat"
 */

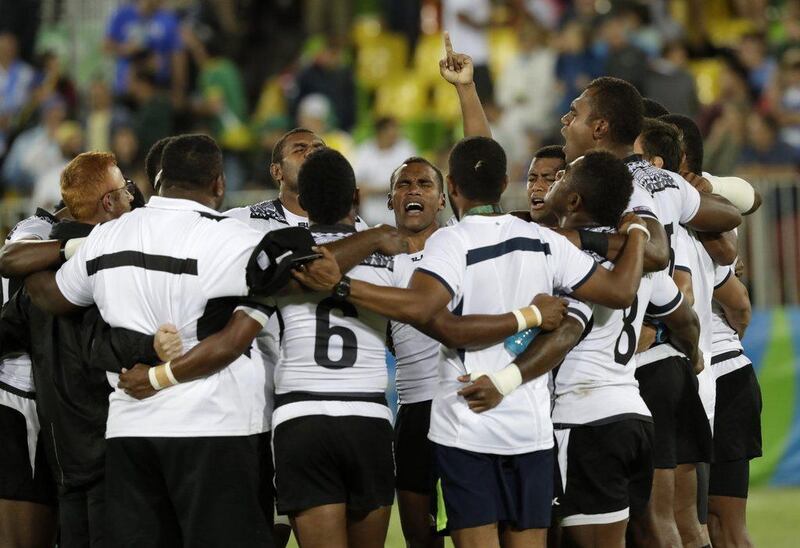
xmin=689 ymin=59 xmax=724 ymax=106
xmin=431 ymin=79 xmax=461 ymax=124
xmin=356 ymin=33 xmax=409 ymax=89
xmin=351 ymin=15 xmax=384 ymax=47
xmin=252 ymin=78 xmax=287 ymax=125
xmin=374 ymin=74 xmax=429 ymax=122
xmin=414 ymin=33 xmax=445 ymax=86
xmin=488 ymin=27 xmax=519 ymax=80
xmin=708 ymin=18 xmax=755 ymax=47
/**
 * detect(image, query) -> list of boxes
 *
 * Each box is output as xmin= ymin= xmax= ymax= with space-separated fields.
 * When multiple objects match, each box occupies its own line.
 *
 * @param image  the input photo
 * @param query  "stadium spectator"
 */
xmin=304 ymin=0 xmax=352 ymax=45
xmin=296 ymin=93 xmax=353 ymax=159
xmin=644 ymin=41 xmax=700 ymax=117
xmin=354 ymin=116 xmax=416 ymax=226
xmin=129 ymin=68 xmax=174 ymax=160
xmin=739 ymin=112 xmax=796 ymax=166
xmin=30 ymin=51 xmax=79 ymax=117
xmin=442 ymin=0 xmax=494 ymax=102
xmin=110 ymin=126 xmax=144 ymax=185
xmin=31 ymin=121 xmax=84 ymax=213
xmin=104 ymin=0 xmax=187 ymax=106
xmin=736 ymin=32 xmax=777 ymax=100
xmin=554 ymin=20 xmax=601 ymax=120
xmin=0 ymin=31 xmax=36 ymax=156
xmin=83 ymin=79 xmax=131 ymax=153
xmin=767 ymin=48 xmax=800 ymax=156
xmin=1 ymin=96 xmax=67 ymax=195
xmin=598 ymin=11 xmax=649 ymax=92
xmin=291 ymin=39 xmax=356 ymax=132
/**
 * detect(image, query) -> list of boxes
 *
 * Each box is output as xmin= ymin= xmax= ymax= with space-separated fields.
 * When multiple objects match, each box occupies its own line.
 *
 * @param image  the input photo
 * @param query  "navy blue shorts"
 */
xmin=433 ymin=443 xmax=553 ymax=531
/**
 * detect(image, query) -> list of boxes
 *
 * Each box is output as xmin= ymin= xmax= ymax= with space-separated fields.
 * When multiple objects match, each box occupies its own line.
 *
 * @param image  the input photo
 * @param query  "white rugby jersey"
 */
xmin=419 ymin=214 xmax=597 ymax=455
xmin=271 ymin=225 xmax=395 ymax=429
xmin=552 ymin=245 xmax=682 ymax=427
xmin=711 ymin=264 xmax=749 ymax=379
xmin=225 ymin=198 xmax=370 ymax=232
xmin=0 ymin=209 xmax=58 ymax=394
xmin=56 ymin=196 xmax=271 ymax=439
xmin=388 ymin=251 xmax=440 ymax=405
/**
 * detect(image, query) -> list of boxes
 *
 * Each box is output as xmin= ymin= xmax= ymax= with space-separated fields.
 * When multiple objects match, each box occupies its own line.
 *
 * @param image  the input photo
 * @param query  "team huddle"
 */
xmin=0 ymin=38 xmax=762 ymax=548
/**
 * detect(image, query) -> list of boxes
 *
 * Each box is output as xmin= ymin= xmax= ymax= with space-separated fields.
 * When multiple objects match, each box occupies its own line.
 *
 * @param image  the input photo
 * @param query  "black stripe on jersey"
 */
xmin=674 ymin=265 xmax=692 ymax=274
xmin=466 ymin=237 xmax=551 ymax=266
xmin=646 ymin=292 xmax=683 ymax=317
xmin=415 ymin=268 xmax=454 ymax=298
xmin=0 ymin=380 xmax=35 ymax=399
xmin=570 ymin=261 xmax=598 ymax=291
xmin=274 ymin=391 xmax=387 ymax=408
xmin=714 ymin=268 xmax=733 ymax=289
xmin=553 ymin=412 xmax=653 ymax=429
xmin=452 ymin=298 xmax=466 ymax=365
xmin=566 ymin=306 xmax=590 ymax=328
xmin=711 ymin=349 xmax=743 ymax=365
xmin=196 ymin=211 xmax=228 ymax=221
xmin=86 ymin=251 xmax=198 ymax=276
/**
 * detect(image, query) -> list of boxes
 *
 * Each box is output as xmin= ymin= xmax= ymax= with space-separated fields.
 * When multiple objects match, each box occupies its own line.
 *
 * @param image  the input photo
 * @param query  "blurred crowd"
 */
xmin=1 ymin=0 xmax=799 ymax=225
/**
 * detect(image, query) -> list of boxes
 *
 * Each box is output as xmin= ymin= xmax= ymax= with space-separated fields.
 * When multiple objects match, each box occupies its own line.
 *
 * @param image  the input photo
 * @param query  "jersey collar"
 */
xmin=147 ymin=196 xmax=221 ymax=216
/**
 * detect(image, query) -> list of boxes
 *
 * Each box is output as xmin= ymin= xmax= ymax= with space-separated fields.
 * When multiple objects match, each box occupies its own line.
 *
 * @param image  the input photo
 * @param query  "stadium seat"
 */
xmin=488 ymin=27 xmax=519 ymax=81
xmin=431 ymin=79 xmax=462 ymax=123
xmin=351 ymin=15 xmax=384 ymax=48
xmin=414 ymin=33 xmax=445 ymax=86
xmin=689 ymin=59 xmax=724 ymax=105
xmin=374 ymin=74 xmax=428 ymax=122
xmin=356 ymin=33 xmax=409 ymax=89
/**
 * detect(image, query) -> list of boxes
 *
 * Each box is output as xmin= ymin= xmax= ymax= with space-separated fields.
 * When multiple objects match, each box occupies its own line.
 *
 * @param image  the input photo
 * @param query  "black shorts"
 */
xmin=554 ymin=419 xmax=654 ymax=526
xmin=273 ymin=415 xmax=395 ymax=515
xmin=636 ymin=357 xmax=712 ymax=468
xmin=713 ymin=364 xmax=762 ymax=463
xmin=434 ymin=443 xmax=553 ymax=531
xmin=395 ymin=400 xmax=434 ymax=494
xmin=0 ymin=396 xmax=56 ymax=505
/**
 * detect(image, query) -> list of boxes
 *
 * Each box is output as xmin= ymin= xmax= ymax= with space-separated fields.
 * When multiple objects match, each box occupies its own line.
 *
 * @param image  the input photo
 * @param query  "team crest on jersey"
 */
xmin=6 ymin=209 xmax=57 ymax=241
xmin=249 ymin=200 xmax=289 ymax=225
xmin=628 ymin=161 xmax=679 ymax=194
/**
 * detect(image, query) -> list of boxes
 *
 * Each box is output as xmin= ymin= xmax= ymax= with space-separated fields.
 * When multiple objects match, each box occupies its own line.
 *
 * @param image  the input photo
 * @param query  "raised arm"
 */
xmin=440 ymin=32 xmax=491 ymax=138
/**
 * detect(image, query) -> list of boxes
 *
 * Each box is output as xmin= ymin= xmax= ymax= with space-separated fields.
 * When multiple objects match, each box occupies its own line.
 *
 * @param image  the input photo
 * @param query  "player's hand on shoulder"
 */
xmin=532 ymin=293 xmax=568 ymax=331
xmin=680 ymin=171 xmax=713 ymax=193
xmin=439 ymin=31 xmax=474 ymax=86
xmin=617 ymin=212 xmax=645 ymax=235
xmin=155 ymin=324 xmax=183 ymax=362
xmin=374 ymin=225 xmax=409 ymax=256
xmin=291 ymin=246 xmax=341 ymax=291
xmin=118 ymin=364 xmax=157 ymax=400
xmin=457 ymin=374 xmax=503 ymax=413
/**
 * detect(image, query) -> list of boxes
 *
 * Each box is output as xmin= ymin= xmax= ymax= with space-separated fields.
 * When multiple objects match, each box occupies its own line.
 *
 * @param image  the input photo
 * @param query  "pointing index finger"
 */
xmin=444 ymin=31 xmax=453 ymax=55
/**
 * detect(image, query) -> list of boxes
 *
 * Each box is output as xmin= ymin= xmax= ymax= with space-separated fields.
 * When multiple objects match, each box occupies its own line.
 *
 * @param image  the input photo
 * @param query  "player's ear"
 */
xmin=653 ymin=156 xmax=664 ymax=169
xmin=438 ymin=191 xmax=446 ymax=211
xmin=567 ymin=191 xmax=582 ymax=212
xmin=387 ymin=191 xmax=393 ymax=210
xmin=592 ymin=118 xmax=608 ymax=142
xmin=353 ymin=187 xmax=361 ymax=208
xmin=212 ymin=174 xmax=225 ymax=198
xmin=269 ymin=162 xmax=281 ymax=184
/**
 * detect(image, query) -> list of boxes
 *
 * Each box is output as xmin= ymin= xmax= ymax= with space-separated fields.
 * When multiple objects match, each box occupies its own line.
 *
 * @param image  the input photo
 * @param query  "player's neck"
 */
xmin=278 ymin=187 xmax=306 ymax=217
xmin=599 ymin=141 xmax=635 ymax=161
xmin=161 ymin=188 xmax=219 ymax=211
xmin=400 ymin=222 xmax=439 ymax=253
xmin=458 ymin=200 xmax=502 ymax=219
xmin=560 ymin=212 xmax=599 ymax=231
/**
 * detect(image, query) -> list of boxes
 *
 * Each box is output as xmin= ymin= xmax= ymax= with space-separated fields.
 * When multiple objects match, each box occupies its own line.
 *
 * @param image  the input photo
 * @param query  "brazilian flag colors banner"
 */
xmin=745 ymin=307 xmax=800 ymax=486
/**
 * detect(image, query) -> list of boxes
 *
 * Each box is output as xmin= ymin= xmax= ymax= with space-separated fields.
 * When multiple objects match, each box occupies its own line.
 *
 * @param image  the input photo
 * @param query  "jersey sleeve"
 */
xmin=675 ymin=174 xmax=702 ymax=224
xmin=415 ymin=228 xmax=465 ymax=299
xmin=55 ymin=233 xmax=95 ymax=307
xmin=646 ymin=270 xmax=684 ymax=317
xmin=714 ymin=263 xmax=734 ymax=289
xmin=625 ymin=184 xmax=658 ymax=220
xmin=544 ymin=229 xmax=598 ymax=293
xmin=199 ymin=220 xmax=265 ymax=299
xmin=563 ymin=296 xmax=593 ymax=330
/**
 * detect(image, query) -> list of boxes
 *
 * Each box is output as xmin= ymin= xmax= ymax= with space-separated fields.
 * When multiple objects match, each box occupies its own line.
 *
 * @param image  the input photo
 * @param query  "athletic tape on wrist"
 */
xmin=626 ymin=223 xmax=650 ymax=242
xmin=511 ymin=309 xmax=527 ymax=332
xmin=470 ymin=364 xmax=523 ymax=396
xmin=148 ymin=366 xmax=163 ymax=391
xmin=164 ymin=361 xmax=179 ymax=386
xmin=64 ymin=237 xmax=86 ymax=260
xmin=521 ymin=305 xmax=542 ymax=329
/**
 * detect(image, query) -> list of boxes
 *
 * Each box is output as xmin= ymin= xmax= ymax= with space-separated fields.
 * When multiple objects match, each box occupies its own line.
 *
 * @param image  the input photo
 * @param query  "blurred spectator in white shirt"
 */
xmin=354 ymin=116 xmax=416 ymax=226
xmin=32 ymin=121 xmax=84 ymax=212
xmin=443 ymin=0 xmax=494 ymax=101
xmin=0 ymin=31 xmax=36 ymax=156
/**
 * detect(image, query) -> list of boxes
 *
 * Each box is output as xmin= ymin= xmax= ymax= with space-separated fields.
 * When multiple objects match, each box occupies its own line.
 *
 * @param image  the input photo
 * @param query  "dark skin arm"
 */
xmin=118 ymin=310 xmax=263 ymax=399
xmin=673 ymin=268 xmax=695 ymax=306
xmin=685 ymin=193 xmax=742 ymax=232
xmin=697 ymin=230 xmax=738 ymax=267
xmin=558 ymin=216 xmax=670 ymax=273
xmin=713 ymin=273 xmax=751 ymax=339
xmin=659 ymin=298 xmax=703 ymax=373
xmin=80 ymin=306 xmax=161 ymax=373
xmin=0 ymin=240 xmax=61 ymax=278
xmin=456 ymin=316 xmax=584 ymax=413
xmin=25 ymin=271 xmax=80 ymax=315
xmin=439 ymin=32 xmax=492 ymax=138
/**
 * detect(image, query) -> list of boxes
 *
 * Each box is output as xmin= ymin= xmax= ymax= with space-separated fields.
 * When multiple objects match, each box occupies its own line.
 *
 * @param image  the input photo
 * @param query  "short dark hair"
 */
xmin=160 ymin=134 xmax=223 ymax=189
xmin=586 ymin=77 xmax=644 ymax=146
xmin=145 ymin=136 xmax=174 ymax=186
xmin=569 ymin=150 xmax=633 ymax=227
xmin=375 ymin=116 xmax=396 ymax=133
xmin=271 ymin=128 xmax=316 ymax=165
xmin=389 ymin=156 xmax=444 ymax=192
xmin=533 ymin=145 xmax=566 ymax=162
xmin=642 ymin=97 xmax=670 ymax=118
xmin=638 ymin=118 xmax=683 ymax=172
xmin=448 ymin=137 xmax=507 ymax=202
xmin=659 ymin=114 xmax=703 ymax=173
xmin=298 ymin=147 xmax=355 ymax=225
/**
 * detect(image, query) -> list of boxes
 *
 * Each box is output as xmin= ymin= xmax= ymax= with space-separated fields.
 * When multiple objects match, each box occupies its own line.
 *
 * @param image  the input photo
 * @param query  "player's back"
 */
xmin=420 ymin=214 xmax=598 ymax=455
xmin=272 ymin=225 xmax=394 ymax=427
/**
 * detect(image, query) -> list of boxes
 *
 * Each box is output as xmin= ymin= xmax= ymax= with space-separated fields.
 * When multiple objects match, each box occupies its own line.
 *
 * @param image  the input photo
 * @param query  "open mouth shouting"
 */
xmin=530 ymin=195 xmax=546 ymax=211
xmin=404 ymin=201 xmax=424 ymax=215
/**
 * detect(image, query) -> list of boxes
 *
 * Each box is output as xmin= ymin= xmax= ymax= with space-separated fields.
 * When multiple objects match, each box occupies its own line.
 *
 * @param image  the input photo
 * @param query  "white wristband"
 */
xmin=470 ymin=364 xmax=523 ymax=396
xmin=148 ymin=366 xmax=163 ymax=391
xmin=511 ymin=305 xmax=542 ymax=332
xmin=164 ymin=361 xmax=179 ymax=386
xmin=64 ymin=237 xmax=86 ymax=260
xmin=511 ymin=309 xmax=527 ymax=332
xmin=626 ymin=223 xmax=650 ymax=242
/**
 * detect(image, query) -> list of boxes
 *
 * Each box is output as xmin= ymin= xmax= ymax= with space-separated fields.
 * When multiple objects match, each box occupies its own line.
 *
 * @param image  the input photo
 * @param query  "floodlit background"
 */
xmin=0 ymin=1 xmax=798 ymax=545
